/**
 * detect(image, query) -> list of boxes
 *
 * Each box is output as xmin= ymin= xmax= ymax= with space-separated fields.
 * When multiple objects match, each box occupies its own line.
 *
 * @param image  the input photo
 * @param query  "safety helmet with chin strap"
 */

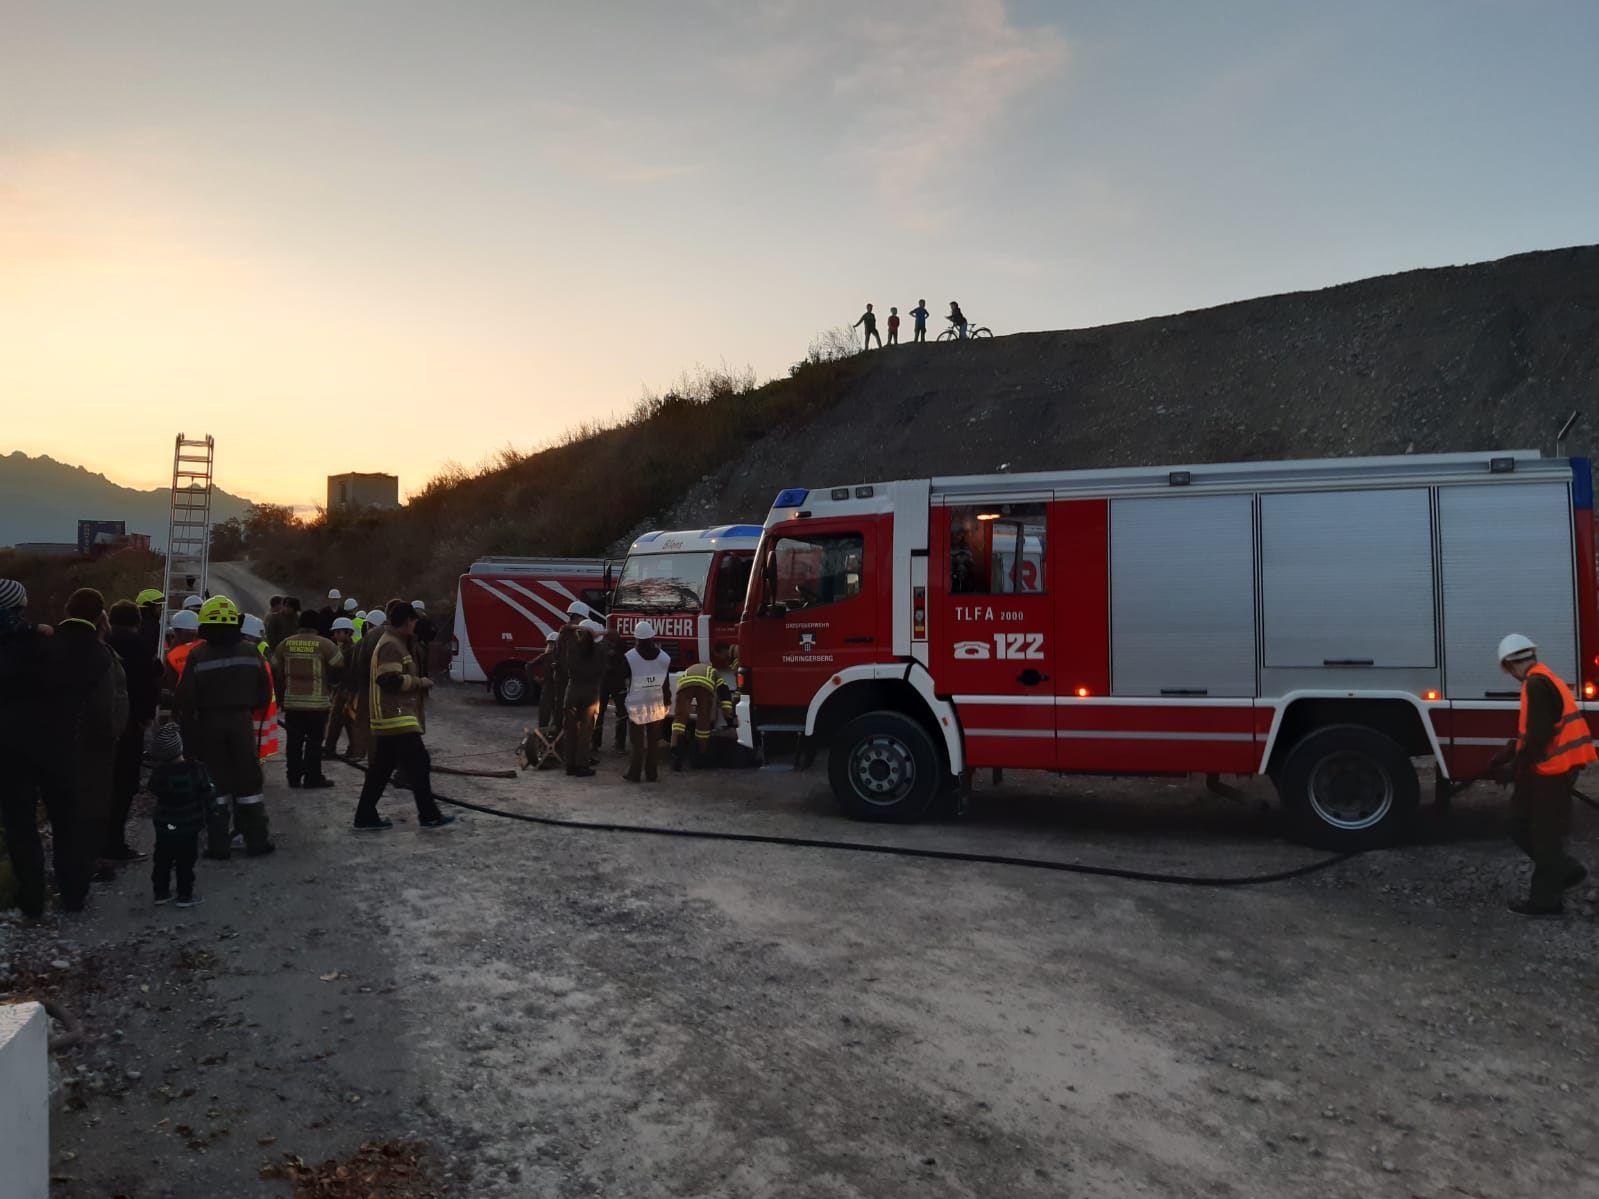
xmin=1497 ymin=633 xmax=1537 ymax=664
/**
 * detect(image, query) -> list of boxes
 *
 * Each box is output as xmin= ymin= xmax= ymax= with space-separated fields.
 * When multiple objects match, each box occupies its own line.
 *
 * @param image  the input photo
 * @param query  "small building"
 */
xmin=327 ymin=472 xmax=399 ymax=511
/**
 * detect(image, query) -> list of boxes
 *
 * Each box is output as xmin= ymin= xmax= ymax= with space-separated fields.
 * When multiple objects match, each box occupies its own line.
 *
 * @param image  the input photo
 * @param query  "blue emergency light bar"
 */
xmin=771 ymin=488 xmax=809 ymax=509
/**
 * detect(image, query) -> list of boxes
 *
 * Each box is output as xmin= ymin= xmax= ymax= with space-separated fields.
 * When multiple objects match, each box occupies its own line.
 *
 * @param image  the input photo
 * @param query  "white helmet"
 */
xmin=182 ymin=594 xmax=203 ymax=610
xmin=579 ymin=618 xmax=606 ymax=635
xmin=331 ymin=616 xmax=356 ymax=632
xmin=241 ymin=614 xmax=266 ymax=639
xmin=366 ymin=609 xmax=386 ymax=629
xmin=343 ymin=597 xmax=358 ymax=611
xmin=411 ymin=599 xmax=426 ymax=613
xmin=565 ymin=600 xmax=592 ymax=619
xmin=633 ymin=620 xmax=657 ymax=640
xmin=328 ymin=588 xmax=342 ymax=601
xmin=1497 ymin=633 xmax=1538 ymax=664
xmin=170 ymin=609 xmax=200 ymax=631
xmin=355 ymin=609 xmax=368 ymax=620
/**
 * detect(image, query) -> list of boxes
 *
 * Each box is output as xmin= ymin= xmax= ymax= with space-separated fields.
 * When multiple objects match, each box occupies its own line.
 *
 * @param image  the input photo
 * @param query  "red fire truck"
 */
xmin=449 ymin=556 xmax=609 ymax=704
xmin=738 ymin=451 xmax=1599 ymax=848
xmin=608 ymin=526 xmax=762 ymax=667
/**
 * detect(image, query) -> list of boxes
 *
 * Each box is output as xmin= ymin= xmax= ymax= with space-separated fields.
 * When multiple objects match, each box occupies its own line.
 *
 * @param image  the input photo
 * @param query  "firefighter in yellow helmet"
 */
xmin=174 ymin=596 xmax=275 ymax=859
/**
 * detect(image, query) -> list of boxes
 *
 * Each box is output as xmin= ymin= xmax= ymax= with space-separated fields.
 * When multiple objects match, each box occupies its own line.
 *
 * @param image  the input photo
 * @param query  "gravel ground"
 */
xmin=4 ymin=679 xmax=1597 ymax=1198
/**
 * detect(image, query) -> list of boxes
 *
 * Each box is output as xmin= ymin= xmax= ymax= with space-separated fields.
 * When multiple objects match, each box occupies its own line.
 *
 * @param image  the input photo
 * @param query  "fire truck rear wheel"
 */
xmin=1277 ymin=724 xmax=1418 ymax=850
xmin=830 ymin=711 xmax=941 ymax=823
xmin=492 ymin=669 xmax=530 ymax=706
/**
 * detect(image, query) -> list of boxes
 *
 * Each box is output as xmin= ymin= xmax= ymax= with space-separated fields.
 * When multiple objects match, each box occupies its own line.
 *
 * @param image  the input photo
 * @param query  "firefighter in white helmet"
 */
xmin=619 ymin=622 xmax=671 ymax=782
xmin=1489 ymin=633 xmax=1593 ymax=915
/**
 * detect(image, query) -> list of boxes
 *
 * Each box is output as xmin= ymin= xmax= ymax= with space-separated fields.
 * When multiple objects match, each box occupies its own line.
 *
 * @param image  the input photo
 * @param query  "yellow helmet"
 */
xmin=198 ymin=595 xmax=241 ymax=626
xmin=135 ymin=588 xmax=163 ymax=606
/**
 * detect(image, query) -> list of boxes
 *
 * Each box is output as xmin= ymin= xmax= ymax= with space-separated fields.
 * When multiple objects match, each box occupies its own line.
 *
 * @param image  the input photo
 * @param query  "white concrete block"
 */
xmin=0 ymin=1002 xmax=49 ymax=1199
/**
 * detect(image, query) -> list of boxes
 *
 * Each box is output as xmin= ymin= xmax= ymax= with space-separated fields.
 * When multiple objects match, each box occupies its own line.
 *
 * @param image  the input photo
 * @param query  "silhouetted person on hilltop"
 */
xmin=910 ymin=300 xmax=929 ymax=343
xmin=887 ymin=307 xmax=900 ymax=345
xmin=853 ymin=304 xmax=882 ymax=351
xmin=948 ymin=300 xmax=968 ymax=340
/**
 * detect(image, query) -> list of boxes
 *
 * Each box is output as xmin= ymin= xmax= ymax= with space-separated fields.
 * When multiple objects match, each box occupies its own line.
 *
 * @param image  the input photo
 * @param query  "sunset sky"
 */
xmin=4 ymin=1 xmax=1596 ymax=508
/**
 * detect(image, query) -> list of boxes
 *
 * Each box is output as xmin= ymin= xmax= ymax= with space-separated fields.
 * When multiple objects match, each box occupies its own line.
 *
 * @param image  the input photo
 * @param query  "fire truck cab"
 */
xmin=738 ymin=452 xmax=1599 ymax=849
xmin=608 ymin=526 xmax=762 ymax=668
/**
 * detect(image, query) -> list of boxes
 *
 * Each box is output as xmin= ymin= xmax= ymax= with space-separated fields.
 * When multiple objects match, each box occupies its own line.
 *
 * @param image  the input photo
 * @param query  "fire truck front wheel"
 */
xmin=829 ymin=711 xmax=942 ymax=823
xmin=1277 ymin=725 xmax=1419 ymax=850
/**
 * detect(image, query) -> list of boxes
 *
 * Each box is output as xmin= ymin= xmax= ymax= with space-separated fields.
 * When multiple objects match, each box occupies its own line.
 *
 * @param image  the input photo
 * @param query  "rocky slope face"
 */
xmin=666 ymin=244 xmax=1599 ymax=527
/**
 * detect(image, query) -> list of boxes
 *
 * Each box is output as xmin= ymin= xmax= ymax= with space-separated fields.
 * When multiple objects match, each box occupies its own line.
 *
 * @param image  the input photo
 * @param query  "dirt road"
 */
xmin=8 ymin=681 xmax=1598 ymax=1198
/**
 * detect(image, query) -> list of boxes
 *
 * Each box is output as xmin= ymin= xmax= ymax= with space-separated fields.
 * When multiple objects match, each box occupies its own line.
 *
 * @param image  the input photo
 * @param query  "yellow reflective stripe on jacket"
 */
xmin=677 ymin=664 xmax=719 ymax=691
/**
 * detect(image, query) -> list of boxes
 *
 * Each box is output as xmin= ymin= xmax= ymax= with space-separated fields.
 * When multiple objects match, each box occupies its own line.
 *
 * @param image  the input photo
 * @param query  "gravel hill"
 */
xmin=668 ymin=244 xmax=1599 ymax=526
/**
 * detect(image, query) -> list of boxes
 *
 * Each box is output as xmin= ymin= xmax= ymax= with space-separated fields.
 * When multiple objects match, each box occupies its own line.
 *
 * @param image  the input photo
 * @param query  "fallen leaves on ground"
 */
xmin=259 ymin=1140 xmax=440 ymax=1198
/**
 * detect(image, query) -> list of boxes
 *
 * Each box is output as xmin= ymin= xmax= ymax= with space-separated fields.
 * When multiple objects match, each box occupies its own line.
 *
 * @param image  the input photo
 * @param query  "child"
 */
xmin=148 ymin=723 xmax=213 ymax=907
xmin=887 ymin=307 xmax=900 ymax=345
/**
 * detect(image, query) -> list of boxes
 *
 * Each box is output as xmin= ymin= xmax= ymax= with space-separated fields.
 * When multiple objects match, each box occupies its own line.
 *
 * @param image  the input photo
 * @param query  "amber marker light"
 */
xmin=1423 ymin=689 xmax=1441 ymax=702
xmin=1076 ymin=686 xmax=1091 ymax=698
xmin=1585 ymin=682 xmax=1597 ymax=700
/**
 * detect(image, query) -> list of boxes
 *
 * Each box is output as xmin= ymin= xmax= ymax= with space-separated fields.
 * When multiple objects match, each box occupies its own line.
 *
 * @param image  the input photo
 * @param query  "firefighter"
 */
xmin=531 ymin=629 xmax=561 ymax=737
xmin=264 ymin=594 xmax=298 ymax=649
xmin=242 ymin=613 xmax=270 ymax=657
xmin=411 ymin=600 xmax=437 ymax=677
xmin=1490 ymin=634 xmax=1594 ymax=916
xmin=620 ymin=622 xmax=671 ymax=782
xmin=352 ymin=600 xmax=454 ymax=830
xmin=273 ymin=609 xmax=344 ymax=789
xmin=539 ymin=599 xmax=593 ymax=736
xmin=318 ymin=588 xmax=342 ymax=635
xmin=136 ymin=587 xmax=165 ymax=656
xmin=596 ymin=628 xmax=630 ymax=754
xmin=175 ymin=595 xmax=275 ymax=860
xmin=322 ymin=616 xmax=360 ymax=761
xmin=163 ymin=609 xmax=201 ymax=691
xmin=670 ymin=643 xmax=738 ymax=771
xmin=562 ymin=619 xmax=608 ymax=777
xmin=347 ymin=607 xmax=385 ymax=761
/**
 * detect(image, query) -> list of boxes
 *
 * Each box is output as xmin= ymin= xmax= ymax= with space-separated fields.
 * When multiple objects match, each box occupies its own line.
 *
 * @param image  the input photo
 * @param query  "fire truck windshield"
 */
xmin=613 ymin=551 xmax=715 ymax=611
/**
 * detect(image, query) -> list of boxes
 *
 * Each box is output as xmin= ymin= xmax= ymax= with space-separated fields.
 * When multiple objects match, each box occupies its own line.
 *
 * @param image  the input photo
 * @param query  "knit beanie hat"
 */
xmin=151 ymin=723 xmax=184 ymax=762
xmin=0 ymin=579 xmax=26 ymax=610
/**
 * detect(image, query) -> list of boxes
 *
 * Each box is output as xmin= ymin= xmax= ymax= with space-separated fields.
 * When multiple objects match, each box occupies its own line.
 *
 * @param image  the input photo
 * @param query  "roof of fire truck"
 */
xmin=766 ymin=449 xmax=1574 ymax=523
xmin=628 ymin=525 xmax=765 ymax=554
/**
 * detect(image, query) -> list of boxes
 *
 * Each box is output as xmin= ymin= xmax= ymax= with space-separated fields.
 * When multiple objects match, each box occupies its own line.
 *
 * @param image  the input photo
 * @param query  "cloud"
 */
xmin=717 ymin=0 xmax=1066 ymax=210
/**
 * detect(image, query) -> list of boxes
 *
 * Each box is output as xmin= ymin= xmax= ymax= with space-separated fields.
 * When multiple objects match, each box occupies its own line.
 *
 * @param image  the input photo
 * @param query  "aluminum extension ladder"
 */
xmin=159 ymin=433 xmax=215 ymax=641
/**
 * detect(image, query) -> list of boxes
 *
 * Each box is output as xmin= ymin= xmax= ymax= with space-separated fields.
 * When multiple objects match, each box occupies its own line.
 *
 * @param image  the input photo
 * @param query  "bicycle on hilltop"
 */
xmin=937 ymin=317 xmax=993 ymax=342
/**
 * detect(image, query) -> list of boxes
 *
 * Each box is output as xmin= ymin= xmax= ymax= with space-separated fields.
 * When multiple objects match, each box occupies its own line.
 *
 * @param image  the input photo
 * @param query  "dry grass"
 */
xmin=0 ymin=547 xmax=166 ymax=623
xmin=251 ymin=351 xmax=863 ymax=624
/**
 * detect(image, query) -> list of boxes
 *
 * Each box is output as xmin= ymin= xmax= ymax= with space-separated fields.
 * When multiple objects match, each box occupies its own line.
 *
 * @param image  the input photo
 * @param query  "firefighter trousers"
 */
xmin=355 ymin=733 xmax=443 ymax=824
xmin=564 ymin=698 xmax=600 ymax=774
xmin=284 ymin=708 xmax=329 ymax=784
xmin=1509 ymin=772 xmax=1584 ymax=908
xmin=196 ymin=717 xmax=269 ymax=857
xmin=670 ymin=690 xmax=715 ymax=763
xmin=323 ymin=690 xmax=357 ymax=759
xmin=625 ymin=719 xmax=662 ymax=781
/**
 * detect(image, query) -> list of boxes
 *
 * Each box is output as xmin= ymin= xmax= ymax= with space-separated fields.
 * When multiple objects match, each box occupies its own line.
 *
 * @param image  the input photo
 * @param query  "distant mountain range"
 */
xmin=0 ymin=451 xmax=255 ymax=551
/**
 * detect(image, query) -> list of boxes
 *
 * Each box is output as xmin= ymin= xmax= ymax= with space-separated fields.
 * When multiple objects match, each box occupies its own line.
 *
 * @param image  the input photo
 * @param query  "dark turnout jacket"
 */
xmin=175 ymin=630 xmax=272 ymax=726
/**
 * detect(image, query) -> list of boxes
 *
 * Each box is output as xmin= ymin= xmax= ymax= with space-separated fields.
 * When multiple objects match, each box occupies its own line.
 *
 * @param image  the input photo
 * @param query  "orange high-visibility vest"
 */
xmin=255 ymin=661 xmax=281 ymax=760
xmin=166 ymin=640 xmax=197 ymax=680
xmin=1518 ymin=663 xmax=1597 ymax=776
